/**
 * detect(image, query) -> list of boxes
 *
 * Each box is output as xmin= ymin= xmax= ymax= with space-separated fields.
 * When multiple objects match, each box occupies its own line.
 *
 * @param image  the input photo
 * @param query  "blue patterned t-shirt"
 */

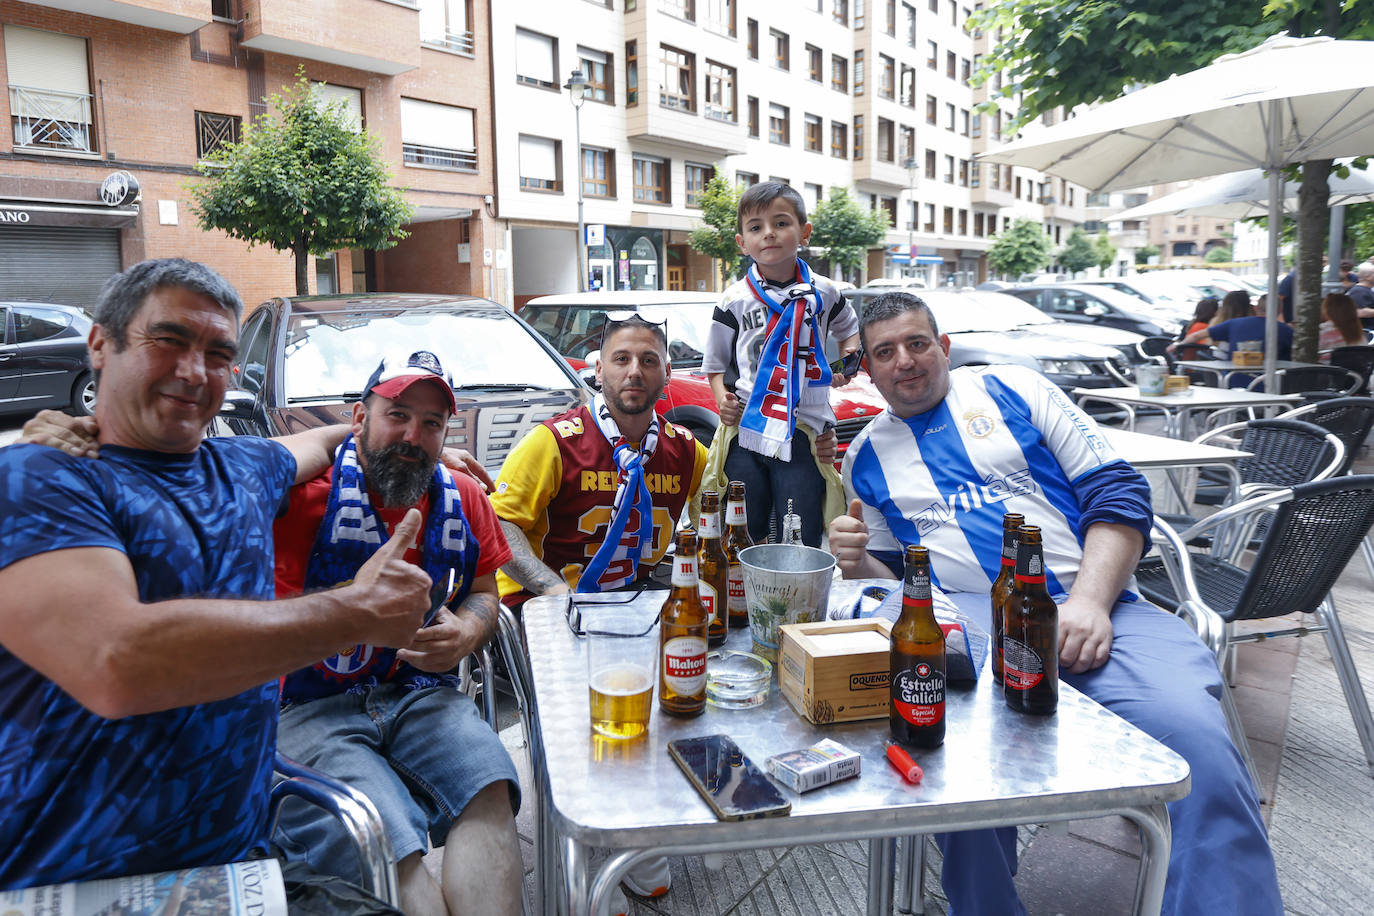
xmin=0 ymin=437 xmax=296 ymax=889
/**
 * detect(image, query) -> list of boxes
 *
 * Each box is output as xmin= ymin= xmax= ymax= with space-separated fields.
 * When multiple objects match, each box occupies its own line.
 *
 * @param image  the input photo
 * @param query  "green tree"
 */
xmin=809 ymin=186 xmax=890 ymax=282
xmin=189 ymin=72 xmax=413 ymax=295
xmin=687 ymin=170 xmax=746 ymax=288
xmin=973 ymin=0 xmax=1374 ymax=360
xmin=987 ymin=218 xmax=1053 ymax=278
xmin=1204 ymin=245 xmax=1234 ymax=263
xmin=1135 ymin=243 xmax=1160 ymax=266
xmin=1058 ymin=227 xmax=1097 ymax=274
xmin=1093 ymin=232 xmax=1118 ymax=273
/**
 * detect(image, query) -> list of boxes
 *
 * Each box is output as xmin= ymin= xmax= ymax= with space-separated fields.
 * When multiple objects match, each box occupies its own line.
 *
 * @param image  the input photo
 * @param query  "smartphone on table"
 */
xmin=667 ymin=734 xmax=792 ymax=821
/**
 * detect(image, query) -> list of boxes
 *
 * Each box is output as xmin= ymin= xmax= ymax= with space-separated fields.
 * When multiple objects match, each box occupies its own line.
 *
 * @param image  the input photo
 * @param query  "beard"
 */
xmin=359 ymin=427 xmax=437 ymax=508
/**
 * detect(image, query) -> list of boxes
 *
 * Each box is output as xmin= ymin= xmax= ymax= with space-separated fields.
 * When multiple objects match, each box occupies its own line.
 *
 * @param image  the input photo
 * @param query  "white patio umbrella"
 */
xmin=1110 ymin=160 xmax=1374 ymax=222
xmin=981 ymin=33 xmax=1374 ymax=389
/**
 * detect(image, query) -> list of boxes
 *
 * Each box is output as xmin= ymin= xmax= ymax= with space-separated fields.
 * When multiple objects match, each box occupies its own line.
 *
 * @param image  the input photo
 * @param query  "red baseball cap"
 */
xmin=362 ymin=350 xmax=458 ymax=414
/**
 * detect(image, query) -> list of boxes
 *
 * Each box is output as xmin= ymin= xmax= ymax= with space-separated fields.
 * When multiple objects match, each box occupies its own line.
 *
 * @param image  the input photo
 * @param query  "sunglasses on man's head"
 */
xmin=601 ymin=311 xmax=669 ymax=347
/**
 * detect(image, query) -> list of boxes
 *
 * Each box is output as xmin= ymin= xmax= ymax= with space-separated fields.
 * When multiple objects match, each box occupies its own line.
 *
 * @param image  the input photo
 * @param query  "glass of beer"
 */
xmin=585 ymin=606 xmax=657 ymax=740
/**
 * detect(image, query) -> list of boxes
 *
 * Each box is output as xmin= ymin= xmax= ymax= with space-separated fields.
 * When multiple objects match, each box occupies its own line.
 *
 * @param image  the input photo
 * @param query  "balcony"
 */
xmin=402 ymin=142 xmax=476 ymax=171
xmin=970 ymin=182 xmax=1014 ymax=207
xmin=15 ymin=0 xmax=210 ymax=33
xmin=239 ymin=0 xmax=419 ymax=75
xmin=9 ymin=86 xmax=96 ymax=156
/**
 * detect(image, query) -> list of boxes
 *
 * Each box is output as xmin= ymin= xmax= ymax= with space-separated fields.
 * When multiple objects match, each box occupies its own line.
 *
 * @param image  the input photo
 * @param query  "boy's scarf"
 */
xmin=738 ymin=258 xmax=831 ymax=460
xmin=300 ymin=434 xmax=477 ymax=690
xmin=578 ymin=395 xmax=660 ymax=592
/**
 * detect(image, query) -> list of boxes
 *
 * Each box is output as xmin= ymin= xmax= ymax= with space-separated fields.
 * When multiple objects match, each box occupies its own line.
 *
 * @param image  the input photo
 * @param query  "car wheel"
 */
xmin=67 ymin=372 xmax=96 ymax=417
xmin=686 ymin=422 xmax=714 ymax=447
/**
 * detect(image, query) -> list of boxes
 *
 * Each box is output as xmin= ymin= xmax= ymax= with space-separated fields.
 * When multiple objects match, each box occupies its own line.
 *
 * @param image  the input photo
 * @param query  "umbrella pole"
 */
xmin=1264 ymin=100 xmax=1281 ymax=394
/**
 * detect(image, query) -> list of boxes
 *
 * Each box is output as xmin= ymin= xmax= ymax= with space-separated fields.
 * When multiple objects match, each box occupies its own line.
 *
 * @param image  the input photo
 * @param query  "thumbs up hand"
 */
xmin=828 ymin=498 xmax=872 ymax=576
xmin=350 ymin=509 xmax=432 ymax=646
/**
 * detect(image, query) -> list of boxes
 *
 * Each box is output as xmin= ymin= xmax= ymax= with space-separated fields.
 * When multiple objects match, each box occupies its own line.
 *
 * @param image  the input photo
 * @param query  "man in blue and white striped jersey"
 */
xmin=828 ymin=292 xmax=1281 ymax=916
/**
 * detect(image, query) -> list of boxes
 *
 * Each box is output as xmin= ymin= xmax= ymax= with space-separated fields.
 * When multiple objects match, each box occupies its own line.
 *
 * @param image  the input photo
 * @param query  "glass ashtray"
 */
xmin=706 ymin=649 xmax=772 ymax=709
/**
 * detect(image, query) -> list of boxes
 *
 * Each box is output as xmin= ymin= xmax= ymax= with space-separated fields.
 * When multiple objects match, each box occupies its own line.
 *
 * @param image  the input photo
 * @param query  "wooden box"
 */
xmin=1233 ymin=349 xmax=1263 ymax=367
xmin=778 ymin=618 xmax=892 ymax=724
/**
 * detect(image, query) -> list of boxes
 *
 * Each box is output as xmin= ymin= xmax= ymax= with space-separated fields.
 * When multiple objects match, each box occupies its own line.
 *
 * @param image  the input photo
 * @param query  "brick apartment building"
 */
xmin=0 ymin=0 xmax=499 ymax=309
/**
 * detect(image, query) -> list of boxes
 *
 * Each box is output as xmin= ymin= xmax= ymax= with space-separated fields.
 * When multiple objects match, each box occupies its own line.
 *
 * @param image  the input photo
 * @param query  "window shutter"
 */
xmin=400 ymin=98 xmax=475 ymax=150
xmin=519 ymin=135 xmax=558 ymax=181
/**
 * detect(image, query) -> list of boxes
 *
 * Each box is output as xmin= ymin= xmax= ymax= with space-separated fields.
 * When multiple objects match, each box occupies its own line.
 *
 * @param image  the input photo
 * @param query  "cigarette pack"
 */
xmin=765 ymin=738 xmax=861 ymax=793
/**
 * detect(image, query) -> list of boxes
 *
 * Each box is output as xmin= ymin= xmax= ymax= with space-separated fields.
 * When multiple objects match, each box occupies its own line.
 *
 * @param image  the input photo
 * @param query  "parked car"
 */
xmin=522 ymin=291 xmax=889 ymax=456
xmin=1002 ymin=284 xmax=1176 ymax=336
xmin=1073 ymin=276 xmax=1206 ymax=324
xmin=0 ymin=301 xmax=95 ymax=416
xmin=212 ymin=294 xmax=589 ymax=473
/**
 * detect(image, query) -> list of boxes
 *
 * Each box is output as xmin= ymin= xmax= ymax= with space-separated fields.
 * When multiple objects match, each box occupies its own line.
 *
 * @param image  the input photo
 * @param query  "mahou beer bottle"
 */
xmin=1003 ymin=526 xmax=1059 ymax=715
xmin=890 ymin=545 xmax=946 ymax=748
xmin=659 ymin=529 xmax=708 ymax=717
xmin=697 ymin=491 xmax=729 ymax=648
xmin=988 ymin=513 xmax=1025 ymax=685
xmin=723 ymin=480 xmax=753 ymax=628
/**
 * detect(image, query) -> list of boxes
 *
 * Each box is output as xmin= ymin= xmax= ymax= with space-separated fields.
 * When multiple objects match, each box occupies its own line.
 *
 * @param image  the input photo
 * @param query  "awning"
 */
xmin=0 ymin=201 xmax=139 ymax=229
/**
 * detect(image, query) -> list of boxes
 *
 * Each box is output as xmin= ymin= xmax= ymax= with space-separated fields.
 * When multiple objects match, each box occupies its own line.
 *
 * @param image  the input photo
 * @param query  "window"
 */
xmin=831 ymin=120 xmax=848 ymax=158
xmin=401 ymin=98 xmax=476 ymax=169
xmin=685 ymin=162 xmax=713 ymax=207
xmin=747 ymin=96 xmax=759 ymax=137
xmin=737 ymin=170 xmax=759 ymax=187
xmin=958 ymin=208 xmax=967 ymax=235
xmin=960 ymin=108 xmax=969 ymax=136
xmin=879 ymin=54 xmax=894 ymax=99
xmin=747 ymin=18 xmax=758 ymax=59
xmin=12 ymin=305 xmax=71 ymax=343
xmin=855 ymin=0 xmax=865 ymax=27
xmin=970 ymin=113 xmax=981 ymax=138
xmin=928 ymin=0 xmax=936 ymax=10
xmin=211 ymin=0 xmax=233 ymax=17
xmin=923 ymin=203 xmax=935 ymax=233
xmin=943 ymin=206 xmax=954 ymax=233
xmin=925 ymin=94 xmax=937 ymax=124
xmin=705 ymin=61 xmax=736 ymax=121
xmin=943 ymin=154 xmax=954 ymax=183
xmin=659 ymin=45 xmax=695 ymax=111
xmin=805 ymin=183 xmax=823 ymax=212
xmin=419 ymin=0 xmax=474 ymax=53
xmin=884 ymin=0 xmax=896 ymax=34
xmin=832 ymin=55 xmax=848 ymax=93
xmin=581 ymin=146 xmax=616 ymax=198
xmin=948 ymin=0 xmax=956 ymax=24
xmin=6 ymin=26 xmax=94 ymax=154
xmin=946 ymin=50 xmax=955 ymax=79
xmin=518 ymin=134 xmax=562 ymax=191
xmin=661 ymin=0 xmax=694 ymax=21
xmin=880 ymin=196 xmax=897 ymax=226
xmin=769 ymin=103 xmax=790 ymax=144
xmin=515 ymin=28 xmax=558 ymax=90
xmin=195 ymin=111 xmax=240 ymax=159
xmin=854 ymin=50 xmax=865 ymax=94
xmin=626 ymin=41 xmax=639 ymax=106
xmin=993 ymin=109 xmax=1002 ymax=140
xmin=945 ymin=102 xmax=955 ymax=131
xmin=907 ymin=200 xmax=917 ymax=230
xmin=924 ymin=148 xmax=935 ymax=178
xmin=904 ymin=2 xmax=916 ymax=45
xmin=831 ymin=0 xmax=848 ymax=25
xmin=899 ymin=124 xmax=915 ymax=163
xmin=771 ymin=29 xmax=789 ymax=70
xmin=961 ymin=57 xmax=971 ymax=85
xmin=578 ymin=47 xmax=613 ymax=103
xmin=311 ymin=82 xmax=363 ymax=131
xmin=974 ymin=212 xmax=985 ymax=237
xmin=804 ymin=113 xmax=822 ymax=152
xmin=806 ymin=44 xmax=822 ymax=81
xmin=926 ymin=40 xmax=937 ymax=69
xmin=899 ymin=64 xmax=915 ymax=106
xmin=958 ymin=158 xmax=968 ymax=186
xmin=970 ymin=161 xmax=980 ymax=187
xmin=633 ymin=155 xmax=669 ymax=203
xmin=877 ymin=117 xmax=894 ymax=162
xmin=853 ymin=114 xmax=864 ymax=160
xmin=704 ymin=0 xmax=736 ymax=36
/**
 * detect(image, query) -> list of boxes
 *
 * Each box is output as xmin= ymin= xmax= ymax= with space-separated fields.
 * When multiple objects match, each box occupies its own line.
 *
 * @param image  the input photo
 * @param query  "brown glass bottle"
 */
xmin=1003 ymin=526 xmax=1058 ymax=716
xmin=723 ymin=480 xmax=754 ymax=628
xmin=658 ymin=528 xmax=708 ymax=717
xmin=988 ymin=513 xmax=1025 ymax=685
xmin=890 ymin=544 xmax=946 ymax=749
xmin=697 ymin=491 xmax=729 ymax=647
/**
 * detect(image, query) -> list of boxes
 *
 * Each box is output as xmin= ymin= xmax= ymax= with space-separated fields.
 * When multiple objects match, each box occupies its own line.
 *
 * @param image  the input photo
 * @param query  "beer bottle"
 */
xmin=890 ymin=544 xmax=946 ymax=749
xmin=723 ymin=480 xmax=753 ymax=628
xmin=1003 ymin=525 xmax=1058 ymax=716
xmin=988 ymin=513 xmax=1025 ymax=685
xmin=781 ymin=498 xmax=802 ymax=545
xmin=697 ymin=491 xmax=729 ymax=647
xmin=659 ymin=528 xmax=708 ymax=717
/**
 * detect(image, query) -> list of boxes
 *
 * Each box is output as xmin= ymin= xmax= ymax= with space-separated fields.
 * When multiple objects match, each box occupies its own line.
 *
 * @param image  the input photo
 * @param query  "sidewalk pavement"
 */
xmin=489 ymin=422 xmax=1374 ymax=915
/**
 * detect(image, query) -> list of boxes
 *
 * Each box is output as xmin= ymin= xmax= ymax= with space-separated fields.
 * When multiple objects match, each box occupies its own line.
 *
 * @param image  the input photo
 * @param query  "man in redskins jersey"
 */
xmin=491 ymin=314 xmax=708 ymax=604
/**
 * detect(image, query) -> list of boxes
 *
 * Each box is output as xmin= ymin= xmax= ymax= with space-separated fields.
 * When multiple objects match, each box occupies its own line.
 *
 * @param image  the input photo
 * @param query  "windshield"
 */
xmin=523 ymin=300 xmax=717 ymax=369
xmin=920 ymin=291 xmax=1057 ymax=333
xmin=283 ymin=307 xmax=574 ymax=401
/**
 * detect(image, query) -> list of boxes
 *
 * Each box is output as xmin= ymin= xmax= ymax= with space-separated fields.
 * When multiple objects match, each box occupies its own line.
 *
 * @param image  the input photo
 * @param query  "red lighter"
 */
xmin=885 ymin=742 xmax=924 ymax=784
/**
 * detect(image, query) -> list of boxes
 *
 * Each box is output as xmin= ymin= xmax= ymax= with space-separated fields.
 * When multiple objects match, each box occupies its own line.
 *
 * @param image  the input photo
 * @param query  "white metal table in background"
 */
xmin=1100 ymin=427 xmax=1251 ymax=514
xmin=1174 ymin=358 xmax=1320 ymax=389
xmin=1072 ymin=385 xmax=1301 ymax=439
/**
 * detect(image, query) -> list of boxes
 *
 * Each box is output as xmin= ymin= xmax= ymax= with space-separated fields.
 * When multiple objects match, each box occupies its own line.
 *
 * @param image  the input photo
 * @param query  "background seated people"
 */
xmin=1176 ymin=296 xmax=1219 ymax=361
xmin=1318 ymin=292 xmax=1366 ymax=360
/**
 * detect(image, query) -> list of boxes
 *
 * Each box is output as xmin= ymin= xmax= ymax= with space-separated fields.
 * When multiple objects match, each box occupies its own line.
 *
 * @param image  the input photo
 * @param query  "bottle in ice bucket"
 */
xmin=988 ymin=513 xmax=1025 ymax=685
xmin=659 ymin=528 xmax=708 ymax=717
xmin=697 ymin=490 xmax=729 ymax=648
xmin=1003 ymin=525 xmax=1058 ymax=715
xmin=723 ymin=480 xmax=753 ymax=628
xmin=890 ymin=544 xmax=946 ymax=749
xmin=781 ymin=498 xmax=802 ymax=545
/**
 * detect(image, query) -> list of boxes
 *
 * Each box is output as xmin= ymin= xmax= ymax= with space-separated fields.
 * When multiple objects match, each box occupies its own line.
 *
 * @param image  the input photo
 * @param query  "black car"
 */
xmin=213 ymin=294 xmax=589 ymax=472
xmin=0 ymin=301 xmax=95 ymax=416
xmin=1002 ymin=284 xmax=1171 ymax=337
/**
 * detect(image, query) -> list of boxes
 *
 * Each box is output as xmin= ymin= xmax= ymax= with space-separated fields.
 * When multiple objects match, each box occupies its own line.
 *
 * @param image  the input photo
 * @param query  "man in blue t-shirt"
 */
xmin=0 ymin=259 xmax=432 ymax=890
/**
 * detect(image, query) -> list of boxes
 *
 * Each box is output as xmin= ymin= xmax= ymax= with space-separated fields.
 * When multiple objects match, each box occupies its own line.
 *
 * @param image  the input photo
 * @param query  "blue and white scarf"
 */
xmin=578 ymin=395 xmax=660 ymax=592
xmin=738 ymin=258 xmax=831 ymax=460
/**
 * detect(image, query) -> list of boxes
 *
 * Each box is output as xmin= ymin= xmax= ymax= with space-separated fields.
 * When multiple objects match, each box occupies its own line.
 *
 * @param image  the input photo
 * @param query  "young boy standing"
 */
xmin=701 ymin=182 xmax=861 ymax=546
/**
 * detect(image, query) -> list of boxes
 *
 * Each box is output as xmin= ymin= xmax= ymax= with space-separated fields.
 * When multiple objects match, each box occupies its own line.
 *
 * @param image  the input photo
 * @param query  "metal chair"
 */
xmin=1245 ymin=365 xmax=1364 ymax=404
xmin=1329 ymin=345 xmax=1374 ymax=395
xmin=1137 ymin=476 xmax=1374 ymax=789
xmin=1136 ymin=336 xmax=1178 ymax=372
xmin=1278 ymin=397 xmax=1374 ymax=578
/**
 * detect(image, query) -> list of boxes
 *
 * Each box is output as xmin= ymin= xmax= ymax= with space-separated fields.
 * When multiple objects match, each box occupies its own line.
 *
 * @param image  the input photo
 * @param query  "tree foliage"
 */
xmin=1093 ymin=232 xmax=1118 ymax=273
xmin=1204 ymin=245 xmax=1235 ymax=263
xmin=687 ymin=170 xmax=747 ymax=288
xmin=988 ymin=219 xmax=1053 ymax=278
xmin=808 ymin=187 xmax=890 ymax=282
xmin=1058 ymin=227 xmax=1097 ymax=274
xmin=189 ymin=72 xmax=413 ymax=295
xmin=1135 ymin=243 xmax=1161 ymax=266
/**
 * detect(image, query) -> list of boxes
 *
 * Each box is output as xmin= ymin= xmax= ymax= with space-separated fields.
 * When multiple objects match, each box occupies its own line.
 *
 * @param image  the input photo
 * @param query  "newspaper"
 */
xmin=0 ymin=858 xmax=287 ymax=916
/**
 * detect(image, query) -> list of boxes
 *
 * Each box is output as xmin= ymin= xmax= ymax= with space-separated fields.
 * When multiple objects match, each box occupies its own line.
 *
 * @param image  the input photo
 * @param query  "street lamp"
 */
xmin=565 ymin=68 xmax=591 ymax=292
xmin=903 ymin=156 xmax=918 ymax=280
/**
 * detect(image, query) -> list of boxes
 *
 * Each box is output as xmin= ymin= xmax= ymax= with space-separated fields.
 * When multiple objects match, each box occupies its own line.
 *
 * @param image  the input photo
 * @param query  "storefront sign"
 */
xmin=0 ymin=208 xmax=31 ymax=223
xmin=100 ymin=171 xmax=140 ymax=208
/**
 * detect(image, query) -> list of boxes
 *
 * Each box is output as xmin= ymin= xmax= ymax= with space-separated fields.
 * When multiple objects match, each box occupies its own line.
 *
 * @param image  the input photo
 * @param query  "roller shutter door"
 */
xmin=0 ymin=226 xmax=121 ymax=308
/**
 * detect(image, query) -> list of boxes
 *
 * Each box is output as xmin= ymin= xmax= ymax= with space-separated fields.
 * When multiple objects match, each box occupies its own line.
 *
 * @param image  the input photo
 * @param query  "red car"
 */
xmin=521 ymin=292 xmax=886 ymax=460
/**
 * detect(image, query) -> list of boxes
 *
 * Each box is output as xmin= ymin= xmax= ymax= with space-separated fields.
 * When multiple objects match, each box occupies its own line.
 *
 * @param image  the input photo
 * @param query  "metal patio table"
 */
xmin=1174 ymin=358 xmax=1319 ymax=389
xmin=1072 ymin=385 xmax=1300 ymax=439
xmin=1101 ymin=427 xmax=1250 ymax=512
xmin=512 ymin=593 xmax=1191 ymax=916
